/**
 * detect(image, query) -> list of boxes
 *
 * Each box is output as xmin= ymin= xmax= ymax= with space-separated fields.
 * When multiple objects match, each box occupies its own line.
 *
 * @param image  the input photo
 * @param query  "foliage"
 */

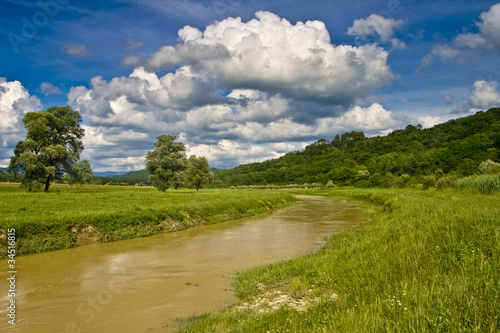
xmin=479 ymin=159 xmax=500 ymax=174
xmin=186 ymin=155 xmax=212 ymax=191
xmin=119 ymin=169 xmax=149 ymax=179
xmin=68 ymin=159 xmax=94 ymax=185
xmin=214 ymin=108 xmax=500 ymax=188
xmin=453 ymin=173 xmax=500 ymax=194
xmin=435 ymin=175 xmax=457 ymax=190
xmin=325 ymin=180 xmax=335 ymax=188
xmin=8 ymin=106 xmax=85 ymax=192
xmin=145 ymin=134 xmax=187 ymax=191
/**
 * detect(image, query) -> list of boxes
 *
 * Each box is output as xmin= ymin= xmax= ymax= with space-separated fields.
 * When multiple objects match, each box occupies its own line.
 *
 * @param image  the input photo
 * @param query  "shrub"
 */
xmin=479 ymin=159 xmax=500 ymax=174
xmin=436 ymin=176 xmax=457 ymax=190
xmin=422 ymin=175 xmax=436 ymax=190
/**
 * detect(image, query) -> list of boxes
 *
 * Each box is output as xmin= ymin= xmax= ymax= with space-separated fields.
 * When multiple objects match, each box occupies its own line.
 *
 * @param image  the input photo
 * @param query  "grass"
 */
xmin=0 ymin=184 xmax=296 ymax=258
xmin=181 ymin=188 xmax=500 ymax=332
xmin=453 ymin=174 xmax=500 ymax=194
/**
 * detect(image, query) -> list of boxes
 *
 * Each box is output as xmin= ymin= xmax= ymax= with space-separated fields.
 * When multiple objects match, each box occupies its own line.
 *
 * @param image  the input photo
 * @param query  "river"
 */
xmin=0 ymin=195 xmax=368 ymax=332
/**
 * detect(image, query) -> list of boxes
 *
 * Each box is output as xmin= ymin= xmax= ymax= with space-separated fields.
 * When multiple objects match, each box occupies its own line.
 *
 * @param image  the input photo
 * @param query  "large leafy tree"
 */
xmin=186 ymin=155 xmax=212 ymax=191
xmin=145 ymin=134 xmax=187 ymax=191
xmin=68 ymin=159 xmax=94 ymax=185
xmin=8 ymin=106 xmax=84 ymax=192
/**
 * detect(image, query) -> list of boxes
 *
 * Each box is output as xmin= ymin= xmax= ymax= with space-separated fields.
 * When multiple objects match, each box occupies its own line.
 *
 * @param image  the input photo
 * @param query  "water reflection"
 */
xmin=0 ymin=195 xmax=367 ymax=333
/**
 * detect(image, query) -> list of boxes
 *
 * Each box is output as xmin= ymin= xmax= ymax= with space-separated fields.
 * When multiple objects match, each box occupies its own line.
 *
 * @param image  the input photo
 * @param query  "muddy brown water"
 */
xmin=0 ymin=195 xmax=368 ymax=332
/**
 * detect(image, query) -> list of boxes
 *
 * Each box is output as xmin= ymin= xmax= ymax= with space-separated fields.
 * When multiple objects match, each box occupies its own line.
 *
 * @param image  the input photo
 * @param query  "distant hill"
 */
xmin=213 ymin=107 xmax=500 ymax=188
xmin=0 ymin=167 xmax=7 ymax=174
xmin=117 ymin=168 xmax=223 ymax=180
xmin=120 ymin=169 xmax=149 ymax=179
xmin=94 ymin=171 xmax=127 ymax=177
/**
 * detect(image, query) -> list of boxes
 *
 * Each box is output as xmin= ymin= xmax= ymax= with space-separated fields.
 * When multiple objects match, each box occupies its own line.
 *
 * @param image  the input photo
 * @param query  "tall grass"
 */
xmin=453 ymin=173 xmax=500 ymax=194
xmin=0 ymin=184 xmax=296 ymax=257
xmin=182 ymin=188 xmax=500 ymax=332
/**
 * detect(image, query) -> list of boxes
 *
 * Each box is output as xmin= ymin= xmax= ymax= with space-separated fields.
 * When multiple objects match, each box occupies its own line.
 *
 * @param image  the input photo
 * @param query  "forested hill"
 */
xmin=213 ymin=107 xmax=500 ymax=188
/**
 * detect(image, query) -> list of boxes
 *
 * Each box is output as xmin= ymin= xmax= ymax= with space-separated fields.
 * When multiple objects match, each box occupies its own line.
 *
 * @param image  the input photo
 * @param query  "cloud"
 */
xmin=347 ymin=14 xmax=406 ymax=48
xmin=184 ymin=139 xmax=289 ymax=169
xmin=417 ymin=115 xmax=444 ymax=128
xmin=0 ymin=78 xmax=42 ymax=164
xmin=123 ymin=38 xmax=143 ymax=51
xmin=147 ymin=11 xmax=393 ymax=103
xmin=60 ymin=43 xmax=91 ymax=58
xmin=40 ymin=82 xmax=63 ymax=96
xmin=323 ymin=103 xmax=403 ymax=133
xmin=477 ymin=3 xmax=500 ymax=53
xmin=67 ymin=11 xmax=399 ymax=171
xmin=418 ymin=3 xmax=500 ymax=72
xmin=454 ymin=80 xmax=500 ymax=113
xmin=444 ymin=94 xmax=454 ymax=105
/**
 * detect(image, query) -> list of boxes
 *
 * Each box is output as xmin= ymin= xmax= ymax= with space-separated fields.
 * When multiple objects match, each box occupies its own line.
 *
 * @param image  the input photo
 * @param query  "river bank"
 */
xmin=0 ymin=184 xmax=296 ymax=258
xmin=0 ymin=194 xmax=366 ymax=333
xmin=182 ymin=188 xmax=500 ymax=332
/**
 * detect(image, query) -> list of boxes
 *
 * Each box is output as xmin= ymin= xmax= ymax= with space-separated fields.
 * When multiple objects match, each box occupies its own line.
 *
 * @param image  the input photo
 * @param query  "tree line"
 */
xmin=6 ymin=106 xmax=212 ymax=192
xmin=213 ymin=107 xmax=500 ymax=188
xmin=7 ymin=105 xmax=499 ymax=191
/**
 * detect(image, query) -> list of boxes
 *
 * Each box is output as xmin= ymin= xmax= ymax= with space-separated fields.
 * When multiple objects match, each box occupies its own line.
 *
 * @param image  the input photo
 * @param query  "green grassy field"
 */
xmin=0 ymin=184 xmax=296 ymax=258
xmin=181 ymin=188 xmax=500 ymax=332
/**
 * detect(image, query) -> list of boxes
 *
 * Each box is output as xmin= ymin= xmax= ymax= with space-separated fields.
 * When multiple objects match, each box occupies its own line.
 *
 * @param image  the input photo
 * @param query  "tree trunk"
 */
xmin=44 ymin=176 xmax=51 ymax=192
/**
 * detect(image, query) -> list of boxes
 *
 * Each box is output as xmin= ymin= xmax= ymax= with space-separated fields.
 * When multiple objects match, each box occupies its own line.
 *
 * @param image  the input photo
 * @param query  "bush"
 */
xmin=325 ymin=180 xmax=335 ymax=188
xmin=479 ymin=159 xmax=500 ymax=174
xmin=422 ymin=175 xmax=436 ymax=190
xmin=436 ymin=176 xmax=457 ymax=190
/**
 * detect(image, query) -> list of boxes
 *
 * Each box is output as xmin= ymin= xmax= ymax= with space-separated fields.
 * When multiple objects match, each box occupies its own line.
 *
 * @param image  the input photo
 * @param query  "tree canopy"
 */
xmin=213 ymin=107 xmax=500 ymax=188
xmin=186 ymin=155 xmax=212 ymax=191
xmin=68 ymin=159 xmax=94 ymax=185
xmin=8 ymin=106 xmax=85 ymax=192
xmin=145 ymin=134 xmax=187 ymax=191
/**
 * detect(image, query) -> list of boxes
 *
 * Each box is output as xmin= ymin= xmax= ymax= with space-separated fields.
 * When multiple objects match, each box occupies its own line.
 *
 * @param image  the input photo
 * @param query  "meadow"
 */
xmin=0 ymin=184 xmax=296 ymax=258
xmin=182 ymin=187 xmax=500 ymax=332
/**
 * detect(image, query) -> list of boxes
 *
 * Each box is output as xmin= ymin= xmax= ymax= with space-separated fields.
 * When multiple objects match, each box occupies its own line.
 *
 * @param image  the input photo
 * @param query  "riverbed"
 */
xmin=0 ymin=195 xmax=368 ymax=332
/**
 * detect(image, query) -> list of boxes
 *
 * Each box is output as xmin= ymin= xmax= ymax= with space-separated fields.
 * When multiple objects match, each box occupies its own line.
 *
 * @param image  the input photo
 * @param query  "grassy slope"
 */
xmin=182 ymin=188 xmax=500 ymax=332
xmin=0 ymin=184 xmax=296 ymax=258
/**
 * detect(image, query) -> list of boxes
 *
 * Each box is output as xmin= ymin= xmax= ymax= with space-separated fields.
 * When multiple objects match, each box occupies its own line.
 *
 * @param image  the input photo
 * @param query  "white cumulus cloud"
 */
xmin=0 ymin=79 xmax=41 ymax=137
xmin=67 ymin=11 xmax=399 ymax=171
xmin=454 ymin=80 xmax=500 ymax=113
xmin=148 ymin=11 xmax=393 ymax=102
xmin=348 ymin=14 xmax=406 ymax=48
xmin=0 ymin=78 xmax=42 ymax=165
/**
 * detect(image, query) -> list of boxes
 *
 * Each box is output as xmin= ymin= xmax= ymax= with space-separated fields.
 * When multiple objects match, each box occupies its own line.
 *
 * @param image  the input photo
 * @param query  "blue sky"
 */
xmin=1 ymin=0 xmax=500 ymax=171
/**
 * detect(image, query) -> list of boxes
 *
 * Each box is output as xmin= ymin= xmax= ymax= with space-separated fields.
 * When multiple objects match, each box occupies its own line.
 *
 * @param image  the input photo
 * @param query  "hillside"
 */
xmin=213 ymin=107 xmax=500 ymax=187
xmin=120 ymin=169 xmax=149 ymax=179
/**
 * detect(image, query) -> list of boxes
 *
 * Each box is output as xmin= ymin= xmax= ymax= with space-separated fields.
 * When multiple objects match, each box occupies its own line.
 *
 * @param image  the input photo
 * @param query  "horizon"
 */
xmin=1 ymin=0 xmax=500 ymax=172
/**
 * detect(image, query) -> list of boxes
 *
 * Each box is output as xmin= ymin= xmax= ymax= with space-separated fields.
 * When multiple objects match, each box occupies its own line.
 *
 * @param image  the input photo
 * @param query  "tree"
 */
xmin=68 ymin=159 xmax=94 ymax=185
xmin=186 ymin=155 xmax=212 ymax=191
xmin=341 ymin=131 xmax=365 ymax=141
xmin=479 ymin=159 xmax=500 ymax=174
xmin=145 ymin=134 xmax=187 ymax=191
xmin=8 ymin=106 xmax=84 ymax=192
